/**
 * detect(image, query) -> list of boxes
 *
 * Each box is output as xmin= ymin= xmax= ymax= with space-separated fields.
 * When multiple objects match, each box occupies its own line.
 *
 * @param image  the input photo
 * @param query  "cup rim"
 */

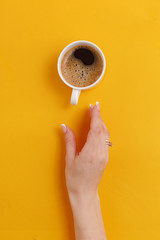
xmin=57 ymin=40 xmax=106 ymax=90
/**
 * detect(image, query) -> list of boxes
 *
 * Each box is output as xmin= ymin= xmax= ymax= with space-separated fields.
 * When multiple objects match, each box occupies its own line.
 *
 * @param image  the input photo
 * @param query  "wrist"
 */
xmin=68 ymin=191 xmax=100 ymax=212
xmin=68 ymin=191 xmax=107 ymax=240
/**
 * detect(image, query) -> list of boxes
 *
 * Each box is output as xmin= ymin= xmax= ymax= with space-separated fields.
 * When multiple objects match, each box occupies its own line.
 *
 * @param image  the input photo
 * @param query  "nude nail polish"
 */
xmin=96 ymin=101 xmax=100 ymax=110
xmin=61 ymin=124 xmax=67 ymax=133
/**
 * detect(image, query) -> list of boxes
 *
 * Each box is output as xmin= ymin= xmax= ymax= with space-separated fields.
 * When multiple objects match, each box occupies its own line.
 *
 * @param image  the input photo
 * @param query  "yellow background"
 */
xmin=0 ymin=0 xmax=160 ymax=239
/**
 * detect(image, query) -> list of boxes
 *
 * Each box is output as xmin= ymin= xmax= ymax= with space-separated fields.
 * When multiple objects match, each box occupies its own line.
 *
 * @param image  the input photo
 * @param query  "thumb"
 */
xmin=61 ymin=124 xmax=77 ymax=163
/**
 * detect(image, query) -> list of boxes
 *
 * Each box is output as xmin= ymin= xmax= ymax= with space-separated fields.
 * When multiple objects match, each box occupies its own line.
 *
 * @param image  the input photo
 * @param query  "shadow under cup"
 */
xmin=57 ymin=40 xmax=106 ymax=105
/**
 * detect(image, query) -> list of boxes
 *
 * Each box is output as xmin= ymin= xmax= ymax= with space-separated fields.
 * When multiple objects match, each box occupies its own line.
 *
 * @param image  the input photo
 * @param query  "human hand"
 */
xmin=61 ymin=102 xmax=110 ymax=206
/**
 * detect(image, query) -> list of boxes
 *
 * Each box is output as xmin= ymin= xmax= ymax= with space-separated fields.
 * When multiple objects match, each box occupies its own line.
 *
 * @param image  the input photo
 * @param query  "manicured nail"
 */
xmin=61 ymin=124 xmax=67 ymax=133
xmin=89 ymin=104 xmax=93 ymax=108
xmin=96 ymin=101 xmax=100 ymax=110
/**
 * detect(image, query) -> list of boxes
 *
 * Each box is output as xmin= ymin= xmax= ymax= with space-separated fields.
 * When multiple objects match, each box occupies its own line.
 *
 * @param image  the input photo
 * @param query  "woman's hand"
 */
xmin=61 ymin=102 xmax=109 ymax=240
xmin=61 ymin=102 xmax=109 ymax=202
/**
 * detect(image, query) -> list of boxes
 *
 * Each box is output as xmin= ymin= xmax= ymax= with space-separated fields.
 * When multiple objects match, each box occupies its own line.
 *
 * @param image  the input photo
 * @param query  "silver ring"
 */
xmin=105 ymin=139 xmax=113 ymax=147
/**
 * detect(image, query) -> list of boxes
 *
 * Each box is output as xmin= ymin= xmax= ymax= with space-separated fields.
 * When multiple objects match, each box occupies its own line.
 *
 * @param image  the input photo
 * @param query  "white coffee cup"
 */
xmin=57 ymin=40 xmax=106 ymax=105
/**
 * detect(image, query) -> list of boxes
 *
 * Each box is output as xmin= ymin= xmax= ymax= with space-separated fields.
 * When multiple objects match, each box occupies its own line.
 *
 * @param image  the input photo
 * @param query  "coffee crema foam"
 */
xmin=61 ymin=45 xmax=103 ymax=87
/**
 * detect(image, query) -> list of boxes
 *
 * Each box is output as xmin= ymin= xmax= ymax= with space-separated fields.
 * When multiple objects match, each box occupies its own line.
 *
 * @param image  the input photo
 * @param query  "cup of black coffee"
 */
xmin=57 ymin=40 xmax=106 ymax=105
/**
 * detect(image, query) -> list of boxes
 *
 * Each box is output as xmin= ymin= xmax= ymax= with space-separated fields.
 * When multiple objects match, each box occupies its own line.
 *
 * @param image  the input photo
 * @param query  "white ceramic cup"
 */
xmin=57 ymin=40 xmax=106 ymax=105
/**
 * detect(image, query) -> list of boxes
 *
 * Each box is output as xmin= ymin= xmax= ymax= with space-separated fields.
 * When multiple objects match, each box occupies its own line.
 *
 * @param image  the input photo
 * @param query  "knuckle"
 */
xmin=99 ymin=156 xmax=108 ymax=168
xmin=102 ymin=124 xmax=110 ymax=139
xmin=65 ymin=132 xmax=72 ymax=143
xmin=88 ymin=152 xmax=95 ymax=163
xmin=102 ymin=124 xmax=107 ymax=133
xmin=99 ymin=155 xmax=106 ymax=164
xmin=102 ymin=122 xmax=109 ymax=134
xmin=93 ymin=124 xmax=104 ymax=134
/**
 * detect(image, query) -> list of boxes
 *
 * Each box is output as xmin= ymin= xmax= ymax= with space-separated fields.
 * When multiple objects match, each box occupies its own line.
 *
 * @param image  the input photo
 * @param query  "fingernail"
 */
xmin=61 ymin=124 xmax=67 ymax=133
xmin=96 ymin=101 xmax=100 ymax=110
xmin=89 ymin=104 xmax=93 ymax=108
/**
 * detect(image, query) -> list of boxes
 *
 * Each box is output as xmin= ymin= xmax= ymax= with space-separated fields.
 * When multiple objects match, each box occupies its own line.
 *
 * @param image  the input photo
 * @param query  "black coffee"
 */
xmin=61 ymin=45 xmax=103 ymax=87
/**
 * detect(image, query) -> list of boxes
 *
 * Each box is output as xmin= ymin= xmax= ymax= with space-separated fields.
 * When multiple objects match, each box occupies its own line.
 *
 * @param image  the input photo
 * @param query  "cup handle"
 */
xmin=71 ymin=89 xmax=81 ymax=105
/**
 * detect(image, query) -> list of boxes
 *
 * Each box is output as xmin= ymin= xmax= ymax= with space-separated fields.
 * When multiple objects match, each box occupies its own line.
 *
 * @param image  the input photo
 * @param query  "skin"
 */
xmin=61 ymin=102 xmax=110 ymax=240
